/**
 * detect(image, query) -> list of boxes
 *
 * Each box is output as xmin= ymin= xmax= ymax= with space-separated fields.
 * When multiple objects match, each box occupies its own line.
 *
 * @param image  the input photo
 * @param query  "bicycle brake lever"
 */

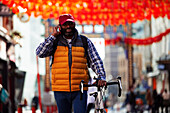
xmin=89 ymin=92 xmax=97 ymax=96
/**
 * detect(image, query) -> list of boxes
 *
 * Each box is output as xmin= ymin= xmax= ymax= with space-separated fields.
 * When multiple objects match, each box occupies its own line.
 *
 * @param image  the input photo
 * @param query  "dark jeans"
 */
xmin=54 ymin=91 xmax=87 ymax=113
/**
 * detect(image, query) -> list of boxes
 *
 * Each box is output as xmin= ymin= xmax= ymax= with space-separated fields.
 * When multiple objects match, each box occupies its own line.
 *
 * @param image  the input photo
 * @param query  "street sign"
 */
xmin=0 ymin=4 xmax=13 ymax=16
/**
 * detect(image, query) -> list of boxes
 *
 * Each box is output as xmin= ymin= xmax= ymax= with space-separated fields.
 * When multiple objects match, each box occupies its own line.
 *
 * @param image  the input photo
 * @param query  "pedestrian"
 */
xmin=128 ymin=86 xmax=136 ymax=113
xmin=152 ymin=89 xmax=159 ymax=113
xmin=145 ymin=88 xmax=152 ymax=112
xmin=31 ymin=92 xmax=39 ymax=110
xmin=162 ymin=89 xmax=170 ymax=113
xmin=36 ymin=14 xmax=106 ymax=113
xmin=157 ymin=89 xmax=163 ymax=113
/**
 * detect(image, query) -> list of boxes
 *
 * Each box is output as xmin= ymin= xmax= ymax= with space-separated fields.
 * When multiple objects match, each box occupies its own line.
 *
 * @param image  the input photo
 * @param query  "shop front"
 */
xmin=0 ymin=25 xmax=26 ymax=113
xmin=157 ymin=54 xmax=170 ymax=92
xmin=0 ymin=26 xmax=10 ymax=113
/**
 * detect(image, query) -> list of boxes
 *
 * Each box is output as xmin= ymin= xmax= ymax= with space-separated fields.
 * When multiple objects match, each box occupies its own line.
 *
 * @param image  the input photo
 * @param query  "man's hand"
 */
xmin=98 ymin=80 xmax=106 ymax=87
xmin=52 ymin=25 xmax=61 ymax=37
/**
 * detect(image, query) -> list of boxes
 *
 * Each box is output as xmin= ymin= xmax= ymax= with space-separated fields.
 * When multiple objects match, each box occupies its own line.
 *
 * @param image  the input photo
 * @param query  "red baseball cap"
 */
xmin=59 ymin=14 xmax=75 ymax=25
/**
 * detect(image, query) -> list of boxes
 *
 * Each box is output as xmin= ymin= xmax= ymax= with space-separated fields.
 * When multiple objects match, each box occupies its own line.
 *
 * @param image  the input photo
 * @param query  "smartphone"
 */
xmin=56 ymin=25 xmax=61 ymax=32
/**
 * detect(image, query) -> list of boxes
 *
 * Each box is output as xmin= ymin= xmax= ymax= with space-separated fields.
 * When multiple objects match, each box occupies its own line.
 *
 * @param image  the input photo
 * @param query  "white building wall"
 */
xmin=151 ymin=16 xmax=170 ymax=72
xmin=13 ymin=14 xmax=45 ymax=105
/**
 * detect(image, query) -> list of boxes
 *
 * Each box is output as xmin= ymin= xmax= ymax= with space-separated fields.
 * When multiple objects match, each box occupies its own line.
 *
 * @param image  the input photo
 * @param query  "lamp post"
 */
xmin=127 ymin=44 xmax=134 ymax=88
xmin=126 ymin=24 xmax=134 ymax=89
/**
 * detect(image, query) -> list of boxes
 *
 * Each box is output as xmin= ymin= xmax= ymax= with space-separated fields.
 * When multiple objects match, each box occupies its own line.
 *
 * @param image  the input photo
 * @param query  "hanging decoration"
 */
xmin=1 ymin=0 xmax=170 ymax=25
xmin=105 ymin=28 xmax=170 ymax=46
xmin=1 ymin=0 xmax=170 ymax=46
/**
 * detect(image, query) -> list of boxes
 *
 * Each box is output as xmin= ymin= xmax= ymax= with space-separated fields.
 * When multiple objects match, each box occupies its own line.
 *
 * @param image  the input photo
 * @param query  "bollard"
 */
xmin=55 ymin=106 xmax=58 ymax=112
xmin=17 ymin=104 xmax=22 ymax=113
xmin=31 ymin=104 xmax=36 ymax=113
xmin=46 ymin=106 xmax=50 ymax=113
xmin=51 ymin=106 xmax=54 ymax=113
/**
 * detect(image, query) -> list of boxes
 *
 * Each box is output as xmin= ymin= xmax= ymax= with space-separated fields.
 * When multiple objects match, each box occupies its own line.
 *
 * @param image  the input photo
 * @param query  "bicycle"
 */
xmin=80 ymin=76 xmax=122 ymax=113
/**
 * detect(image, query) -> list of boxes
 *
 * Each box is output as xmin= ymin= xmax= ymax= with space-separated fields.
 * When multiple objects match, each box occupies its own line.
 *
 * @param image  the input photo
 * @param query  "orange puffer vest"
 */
xmin=51 ymin=35 xmax=89 ymax=92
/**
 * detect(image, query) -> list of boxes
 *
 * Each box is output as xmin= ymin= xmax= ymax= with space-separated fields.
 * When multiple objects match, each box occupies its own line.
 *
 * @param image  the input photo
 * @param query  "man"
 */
xmin=36 ymin=14 xmax=106 ymax=113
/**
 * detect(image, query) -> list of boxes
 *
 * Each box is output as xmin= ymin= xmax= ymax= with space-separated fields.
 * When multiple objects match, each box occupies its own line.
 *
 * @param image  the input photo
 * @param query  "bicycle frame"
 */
xmin=80 ymin=76 xmax=122 ymax=113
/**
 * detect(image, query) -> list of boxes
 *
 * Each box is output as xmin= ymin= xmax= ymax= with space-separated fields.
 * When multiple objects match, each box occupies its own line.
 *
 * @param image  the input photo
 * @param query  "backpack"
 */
xmin=50 ymin=35 xmax=90 ymax=67
xmin=0 ymin=88 xmax=9 ymax=104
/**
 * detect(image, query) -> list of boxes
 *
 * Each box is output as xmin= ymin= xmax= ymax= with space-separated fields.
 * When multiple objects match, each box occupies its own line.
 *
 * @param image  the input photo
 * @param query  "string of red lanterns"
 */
xmin=1 ymin=0 xmax=170 ymax=25
xmin=105 ymin=28 xmax=170 ymax=46
xmin=1 ymin=0 xmax=170 ymax=46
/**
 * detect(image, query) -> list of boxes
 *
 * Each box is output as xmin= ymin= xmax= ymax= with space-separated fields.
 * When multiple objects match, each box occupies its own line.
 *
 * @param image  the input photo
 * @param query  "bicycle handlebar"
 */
xmin=117 ymin=76 xmax=122 ymax=97
xmin=80 ymin=76 xmax=122 ymax=100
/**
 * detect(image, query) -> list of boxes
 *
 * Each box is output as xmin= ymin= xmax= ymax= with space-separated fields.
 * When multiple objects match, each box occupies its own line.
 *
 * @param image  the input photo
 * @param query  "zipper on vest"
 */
xmin=68 ymin=45 xmax=72 ymax=92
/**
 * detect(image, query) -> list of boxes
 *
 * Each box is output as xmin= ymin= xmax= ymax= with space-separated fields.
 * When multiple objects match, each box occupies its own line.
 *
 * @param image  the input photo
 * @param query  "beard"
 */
xmin=60 ymin=27 xmax=76 ymax=37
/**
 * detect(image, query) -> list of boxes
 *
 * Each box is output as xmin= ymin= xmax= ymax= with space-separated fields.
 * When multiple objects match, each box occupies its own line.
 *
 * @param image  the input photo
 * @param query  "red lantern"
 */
xmin=49 ymin=13 xmax=54 ymax=19
xmin=26 ymin=10 xmax=32 ymax=17
xmin=12 ymin=6 xmax=19 ymax=14
xmin=153 ymin=8 xmax=161 ymax=19
xmin=1 ymin=0 xmax=9 ymax=5
xmin=137 ymin=9 xmax=144 ymax=21
xmin=7 ymin=1 xmax=14 ymax=7
xmin=105 ymin=39 xmax=111 ymax=46
xmin=145 ymin=8 xmax=151 ymax=20
xmin=34 ymin=11 xmax=41 ymax=18
xmin=42 ymin=12 xmax=50 ymax=20
xmin=167 ymin=13 xmax=170 ymax=19
xmin=21 ymin=1 xmax=28 ymax=9
xmin=28 ymin=2 xmax=35 ymax=11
